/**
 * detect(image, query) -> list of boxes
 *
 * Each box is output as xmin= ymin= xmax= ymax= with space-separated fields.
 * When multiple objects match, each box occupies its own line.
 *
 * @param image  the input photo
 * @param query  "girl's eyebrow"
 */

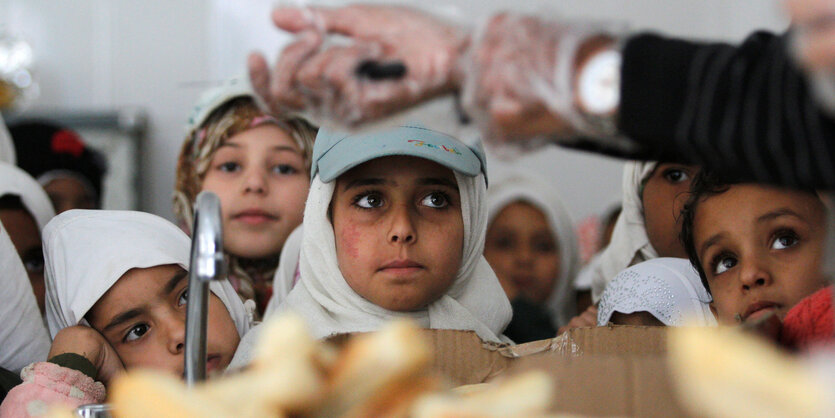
xmin=756 ymin=208 xmax=803 ymax=223
xmin=700 ymin=232 xmax=727 ymax=257
xmin=342 ymin=178 xmax=386 ymax=191
xmin=103 ymin=308 xmax=143 ymax=332
xmin=269 ymin=145 xmax=300 ymax=153
xmin=417 ymin=177 xmax=457 ymax=189
xmin=162 ymin=270 xmax=189 ymax=296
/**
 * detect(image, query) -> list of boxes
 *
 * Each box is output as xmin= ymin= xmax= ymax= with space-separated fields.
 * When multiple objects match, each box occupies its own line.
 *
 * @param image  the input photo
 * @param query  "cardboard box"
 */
xmin=393 ymin=325 xmax=691 ymax=417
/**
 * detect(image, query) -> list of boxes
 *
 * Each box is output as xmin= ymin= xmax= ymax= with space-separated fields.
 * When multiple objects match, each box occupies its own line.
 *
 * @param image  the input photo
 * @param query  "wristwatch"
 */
xmin=575 ymin=38 xmax=621 ymax=136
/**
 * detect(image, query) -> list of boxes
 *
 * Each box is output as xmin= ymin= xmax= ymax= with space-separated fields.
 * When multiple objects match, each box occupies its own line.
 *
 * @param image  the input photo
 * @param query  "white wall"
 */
xmin=0 ymin=0 xmax=789 ymax=221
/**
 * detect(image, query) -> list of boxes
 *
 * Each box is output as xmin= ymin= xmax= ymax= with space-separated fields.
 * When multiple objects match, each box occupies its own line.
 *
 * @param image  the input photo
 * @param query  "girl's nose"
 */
xmin=739 ymin=256 xmax=773 ymax=291
xmin=387 ymin=204 xmax=417 ymax=244
xmin=243 ymin=169 xmax=267 ymax=194
xmin=163 ymin=315 xmax=186 ymax=355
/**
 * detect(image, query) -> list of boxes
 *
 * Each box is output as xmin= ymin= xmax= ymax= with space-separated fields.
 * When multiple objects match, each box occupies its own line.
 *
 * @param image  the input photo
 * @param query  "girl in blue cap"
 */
xmin=230 ymin=125 xmax=511 ymax=366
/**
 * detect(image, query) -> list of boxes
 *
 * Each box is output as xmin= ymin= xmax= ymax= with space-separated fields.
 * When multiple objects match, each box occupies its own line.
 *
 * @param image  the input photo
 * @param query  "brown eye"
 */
xmin=355 ymin=193 xmax=383 ymax=209
xmin=663 ymin=169 xmax=690 ymax=183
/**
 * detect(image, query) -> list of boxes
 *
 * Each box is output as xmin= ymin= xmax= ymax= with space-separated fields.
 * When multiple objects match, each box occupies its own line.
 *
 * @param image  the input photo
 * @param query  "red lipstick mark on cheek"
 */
xmin=337 ymin=223 xmax=362 ymax=259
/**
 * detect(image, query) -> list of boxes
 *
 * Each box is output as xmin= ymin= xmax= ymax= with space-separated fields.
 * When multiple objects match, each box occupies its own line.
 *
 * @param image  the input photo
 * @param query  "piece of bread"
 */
xmin=668 ymin=326 xmax=827 ymax=418
xmin=410 ymin=371 xmax=553 ymax=418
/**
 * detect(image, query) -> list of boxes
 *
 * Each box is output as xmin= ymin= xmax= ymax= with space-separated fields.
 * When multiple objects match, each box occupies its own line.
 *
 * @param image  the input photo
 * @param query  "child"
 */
xmin=589 ymin=161 xmax=699 ymax=301
xmin=1 ymin=210 xmax=251 ymax=415
xmin=0 ymin=225 xmax=49 ymax=380
xmin=0 ymin=162 xmax=56 ymax=314
xmin=9 ymin=121 xmax=107 ymax=213
xmin=597 ymin=258 xmax=716 ymax=327
xmin=174 ymin=77 xmax=317 ymax=316
xmin=559 ymin=161 xmax=698 ymax=333
xmin=229 ymin=124 xmax=514 ymax=362
xmin=680 ymin=172 xmax=829 ymax=326
xmin=484 ymin=165 xmax=580 ymax=342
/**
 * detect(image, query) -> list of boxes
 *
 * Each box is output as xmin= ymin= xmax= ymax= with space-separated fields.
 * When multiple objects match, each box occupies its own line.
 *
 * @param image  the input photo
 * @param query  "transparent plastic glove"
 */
xmin=249 ymin=4 xmax=468 ymax=126
xmin=461 ymin=13 xmax=624 ymax=146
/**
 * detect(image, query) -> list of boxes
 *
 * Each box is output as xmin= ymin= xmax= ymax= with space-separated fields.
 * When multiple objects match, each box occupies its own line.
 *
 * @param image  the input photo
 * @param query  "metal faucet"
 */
xmin=184 ymin=191 xmax=226 ymax=385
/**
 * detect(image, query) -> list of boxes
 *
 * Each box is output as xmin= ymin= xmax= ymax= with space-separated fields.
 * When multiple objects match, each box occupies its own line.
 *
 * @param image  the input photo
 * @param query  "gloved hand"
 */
xmin=251 ymin=4 xmax=624 ymax=146
xmin=249 ymin=4 xmax=468 ymax=126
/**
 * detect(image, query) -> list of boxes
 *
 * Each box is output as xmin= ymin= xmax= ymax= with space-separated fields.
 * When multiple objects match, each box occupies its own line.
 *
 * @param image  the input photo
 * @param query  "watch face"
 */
xmin=578 ymin=50 xmax=621 ymax=115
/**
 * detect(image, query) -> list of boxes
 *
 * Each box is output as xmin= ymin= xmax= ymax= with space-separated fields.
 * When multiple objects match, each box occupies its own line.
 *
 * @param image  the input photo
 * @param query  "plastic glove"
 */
xmin=249 ymin=4 xmax=468 ymax=126
xmin=462 ymin=13 xmax=621 ymax=144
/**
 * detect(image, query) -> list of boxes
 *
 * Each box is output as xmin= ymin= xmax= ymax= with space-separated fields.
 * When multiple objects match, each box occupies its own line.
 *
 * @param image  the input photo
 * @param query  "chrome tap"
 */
xmin=184 ymin=191 xmax=226 ymax=386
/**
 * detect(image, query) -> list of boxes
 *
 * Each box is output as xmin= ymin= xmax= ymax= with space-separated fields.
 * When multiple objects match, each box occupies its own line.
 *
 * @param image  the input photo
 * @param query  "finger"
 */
xmin=271 ymin=31 xmax=323 ymax=111
xmin=272 ymin=5 xmax=366 ymax=36
xmin=248 ymin=52 xmax=271 ymax=109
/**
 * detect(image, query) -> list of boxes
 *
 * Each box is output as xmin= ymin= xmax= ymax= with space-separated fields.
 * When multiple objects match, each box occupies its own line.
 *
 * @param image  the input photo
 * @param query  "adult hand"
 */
xmin=249 ymin=4 xmax=468 ymax=125
xmin=463 ymin=13 xmax=578 ymax=142
xmin=557 ymin=305 xmax=598 ymax=335
xmin=49 ymin=325 xmax=125 ymax=384
xmin=786 ymin=0 xmax=835 ymax=71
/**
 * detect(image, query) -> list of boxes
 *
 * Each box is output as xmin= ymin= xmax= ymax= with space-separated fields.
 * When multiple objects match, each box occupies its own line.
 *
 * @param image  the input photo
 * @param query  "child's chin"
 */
xmin=375 ymin=298 xmax=430 ymax=312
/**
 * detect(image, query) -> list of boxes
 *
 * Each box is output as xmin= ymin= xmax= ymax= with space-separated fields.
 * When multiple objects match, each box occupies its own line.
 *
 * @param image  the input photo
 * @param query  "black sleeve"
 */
xmin=617 ymin=31 xmax=835 ymax=189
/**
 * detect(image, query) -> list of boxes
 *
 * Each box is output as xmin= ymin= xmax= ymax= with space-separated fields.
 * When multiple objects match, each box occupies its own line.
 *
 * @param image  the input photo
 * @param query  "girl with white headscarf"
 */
xmin=0 ymin=162 xmax=56 ymax=315
xmin=0 ymin=226 xmax=50 ymax=375
xmin=1 ymin=210 xmax=252 ymax=415
xmin=230 ymin=125 xmax=512 ymax=367
xmin=484 ymin=164 xmax=580 ymax=340
xmin=597 ymin=258 xmax=716 ymax=327
xmin=589 ymin=161 xmax=658 ymax=301
xmin=588 ymin=161 xmax=699 ymax=303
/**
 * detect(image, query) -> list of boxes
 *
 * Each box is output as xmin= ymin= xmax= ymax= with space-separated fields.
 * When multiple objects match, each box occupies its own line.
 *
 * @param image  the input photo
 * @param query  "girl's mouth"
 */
xmin=378 ymin=259 xmax=425 ymax=275
xmin=742 ymin=301 xmax=781 ymax=322
xmin=232 ymin=209 xmax=278 ymax=225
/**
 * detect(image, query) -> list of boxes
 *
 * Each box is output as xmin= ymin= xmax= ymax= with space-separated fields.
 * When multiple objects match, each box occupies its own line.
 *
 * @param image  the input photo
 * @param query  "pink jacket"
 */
xmin=0 ymin=362 xmax=105 ymax=417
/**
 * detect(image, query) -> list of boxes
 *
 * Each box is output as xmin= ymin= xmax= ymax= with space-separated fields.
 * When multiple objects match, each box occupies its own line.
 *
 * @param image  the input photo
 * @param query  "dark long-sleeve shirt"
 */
xmin=611 ymin=31 xmax=835 ymax=189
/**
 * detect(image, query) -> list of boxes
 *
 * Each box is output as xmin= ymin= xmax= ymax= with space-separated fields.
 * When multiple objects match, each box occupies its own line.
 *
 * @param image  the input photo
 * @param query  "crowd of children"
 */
xmin=0 ymin=70 xmax=832 ymax=416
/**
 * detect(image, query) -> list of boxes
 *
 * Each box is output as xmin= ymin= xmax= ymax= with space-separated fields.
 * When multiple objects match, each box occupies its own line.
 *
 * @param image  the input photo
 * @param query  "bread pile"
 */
xmin=668 ymin=326 xmax=832 ymax=418
xmin=108 ymin=316 xmax=554 ymax=417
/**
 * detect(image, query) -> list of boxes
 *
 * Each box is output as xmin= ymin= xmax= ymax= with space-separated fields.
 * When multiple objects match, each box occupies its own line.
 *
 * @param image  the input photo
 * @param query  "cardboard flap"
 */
xmin=502 ymin=325 xmax=668 ymax=358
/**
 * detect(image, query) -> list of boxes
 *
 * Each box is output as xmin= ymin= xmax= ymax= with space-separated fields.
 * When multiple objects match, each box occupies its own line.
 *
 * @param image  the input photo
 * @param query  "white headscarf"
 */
xmin=278 ymin=171 xmax=512 ymax=343
xmin=590 ymin=161 xmax=658 ymax=302
xmin=0 ymin=114 xmax=15 ymax=165
xmin=485 ymin=165 xmax=580 ymax=328
xmin=0 ymin=162 xmax=55 ymax=230
xmin=597 ymin=258 xmax=716 ymax=327
xmin=0 ymin=225 xmax=50 ymax=373
xmin=43 ymin=210 xmax=252 ymax=339
xmin=263 ymin=225 xmax=304 ymax=318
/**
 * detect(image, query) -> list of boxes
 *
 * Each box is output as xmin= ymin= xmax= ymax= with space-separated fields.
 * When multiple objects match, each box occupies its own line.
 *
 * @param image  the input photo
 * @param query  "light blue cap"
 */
xmin=311 ymin=125 xmax=487 ymax=183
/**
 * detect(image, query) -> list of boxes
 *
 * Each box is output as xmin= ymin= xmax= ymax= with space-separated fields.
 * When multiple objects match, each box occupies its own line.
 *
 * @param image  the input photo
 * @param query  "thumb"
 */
xmin=272 ymin=5 xmax=367 ymax=37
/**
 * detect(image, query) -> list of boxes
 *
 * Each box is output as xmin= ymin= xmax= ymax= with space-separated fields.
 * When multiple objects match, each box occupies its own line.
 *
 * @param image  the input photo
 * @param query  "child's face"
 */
xmin=693 ymin=184 xmax=827 ymax=324
xmin=484 ymin=201 xmax=560 ymax=303
xmin=0 ymin=208 xmax=45 ymax=314
xmin=201 ymin=125 xmax=309 ymax=259
xmin=331 ymin=156 xmax=464 ymax=312
xmin=44 ymin=177 xmax=97 ymax=213
xmin=86 ymin=264 xmax=240 ymax=376
xmin=642 ymin=163 xmax=699 ymax=258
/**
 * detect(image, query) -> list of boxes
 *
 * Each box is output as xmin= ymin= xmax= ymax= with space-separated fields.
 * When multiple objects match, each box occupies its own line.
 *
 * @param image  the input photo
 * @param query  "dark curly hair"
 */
xmin=679 ymin=171 xmax=739 ymax=295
